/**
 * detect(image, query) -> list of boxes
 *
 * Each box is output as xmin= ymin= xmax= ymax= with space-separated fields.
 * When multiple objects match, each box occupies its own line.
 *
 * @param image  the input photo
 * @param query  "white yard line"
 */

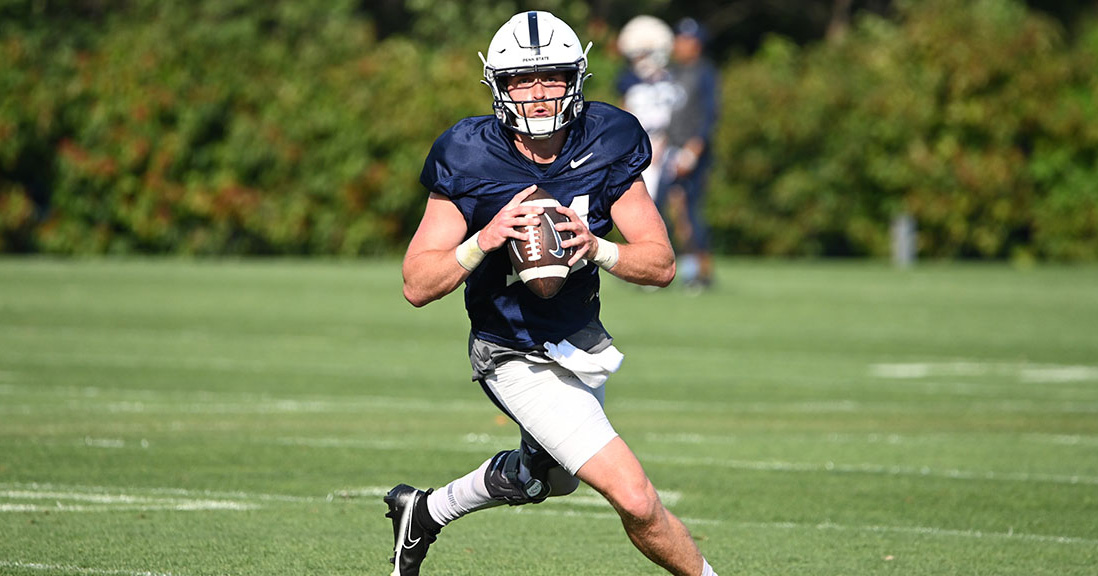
xmin=82 ymin=437 xmax=130 ymax=449
xmin=511 ymin=508 xmax=1098 ymax=546
xmin=277 ymin=435 xmax=521 ymax=454
xmin=0 ymin=482 xmax=333 ymax=514
xmin=0 ymin=488 xmax=259 ymax=512
xmin=0 ymin=482 xmax=324 ymax=504
xmin=5 ymin=376 xmax=1098 ymax=416
xmin=0 ymin=481 xmax=667 ymax=513
xmin=1025 ymin=433 xmax=1098 ymax=447
xmin=804 ymin=520 xmax=1098 ymax=545
xmin=333 ymin=485 xmax=680 ymax=508
xmin=272 ymin=436 xmax=1098 ymax=487
xmin=640 ymin=454 xmax=1098 ymax=486
xmin=0 ymin=561 xmax=173 ymax=576
xmin=870 ymin=361 xmax=1098 ymax=383
xmin=617 ymin=398 xmax=1098 ymax=415
xmin=646 ymin=430 xmax=1098 ymax=447
xmin=0 ymin=502 xmax=254 ymax=512
xmin=2 ymin=482 xmax=1093 ymax=560
xmin=0 ymin=348 xmax=403 ymax=381
xmin=276 ymin=436 xmax=490 ymax=452
xmin=0 ymin=384 xmax=490 ymax=415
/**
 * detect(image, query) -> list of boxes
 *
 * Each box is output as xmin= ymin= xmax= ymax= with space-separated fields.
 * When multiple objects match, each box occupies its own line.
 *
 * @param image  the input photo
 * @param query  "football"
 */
xmin=508 ymin=188 xmax=575 ymax=299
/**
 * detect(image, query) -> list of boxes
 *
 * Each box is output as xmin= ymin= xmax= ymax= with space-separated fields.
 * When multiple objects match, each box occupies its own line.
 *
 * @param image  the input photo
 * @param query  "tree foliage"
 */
xmin=710 ymin=0 xmax=1098 ymax=260
xmin=1 ymin=0 xmax=1096 ymax=259
xmin=1 ymin=0 xmax=488 ymax=254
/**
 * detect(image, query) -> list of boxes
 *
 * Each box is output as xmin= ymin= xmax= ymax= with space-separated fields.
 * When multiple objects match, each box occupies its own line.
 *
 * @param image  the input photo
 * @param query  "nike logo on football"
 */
xmin=570 ymin=152 xmax=594 ymax=169
xmin=546 ymin=214 xmax=567 ymax=259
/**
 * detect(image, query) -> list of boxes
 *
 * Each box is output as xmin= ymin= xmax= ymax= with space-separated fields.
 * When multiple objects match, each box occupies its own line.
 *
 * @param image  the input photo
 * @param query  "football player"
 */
xmin=387 ymin=11 xmax=719 ymax=576
xmin=661 ymin=18 xmax=721 ymax=291
xmin=616 ymin=15 xmax=680 ymax=200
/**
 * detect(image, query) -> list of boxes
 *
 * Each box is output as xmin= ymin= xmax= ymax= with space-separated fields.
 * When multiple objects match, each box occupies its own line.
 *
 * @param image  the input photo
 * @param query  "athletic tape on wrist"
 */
xmin=455 ymin=231 xmax=487 ymax=271
xmin=592 ymin=237 xmax=619 ymax=271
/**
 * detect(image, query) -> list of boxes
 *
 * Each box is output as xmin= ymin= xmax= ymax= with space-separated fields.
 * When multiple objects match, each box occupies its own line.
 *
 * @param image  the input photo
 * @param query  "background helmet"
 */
xmin=479 ymin=11 xmax=592 ymax=139
xmin=617 ymin=15 xmax=674 ymax=81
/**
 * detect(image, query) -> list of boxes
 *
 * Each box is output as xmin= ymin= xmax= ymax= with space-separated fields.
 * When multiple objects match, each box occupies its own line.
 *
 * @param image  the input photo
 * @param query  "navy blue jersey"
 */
xmin=420 ymin=102 xmax=651 ymax=350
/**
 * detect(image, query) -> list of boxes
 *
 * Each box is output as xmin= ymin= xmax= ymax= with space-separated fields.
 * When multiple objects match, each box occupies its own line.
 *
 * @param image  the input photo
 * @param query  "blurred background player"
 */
xmin=615 ymin=15 xmax=680 ymax=202
xmin=661 ymin=18 xmax=720 ymax=292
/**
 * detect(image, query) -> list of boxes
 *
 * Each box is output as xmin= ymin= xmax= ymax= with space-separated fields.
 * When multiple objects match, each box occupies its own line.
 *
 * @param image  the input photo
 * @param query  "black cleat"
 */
xmin=384 ymin=484 xmax=438 ymax=576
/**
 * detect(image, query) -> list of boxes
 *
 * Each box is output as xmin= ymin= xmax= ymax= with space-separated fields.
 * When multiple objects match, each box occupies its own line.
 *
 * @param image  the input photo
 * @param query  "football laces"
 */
xmin=524 ymin=224 xmax=543 ymax=261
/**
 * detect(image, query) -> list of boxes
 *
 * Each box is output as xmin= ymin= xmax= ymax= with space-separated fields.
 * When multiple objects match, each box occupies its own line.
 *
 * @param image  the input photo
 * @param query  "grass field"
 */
xmin=1 ymin=258 xmax=1097 ymax=576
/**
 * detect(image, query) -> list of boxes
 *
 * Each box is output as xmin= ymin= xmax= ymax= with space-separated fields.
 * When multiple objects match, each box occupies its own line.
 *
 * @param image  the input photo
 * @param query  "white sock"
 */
xmin=700 ymin=558 xmax=718 ymax=576
xmin=425 ymin=457 xmax=497 ymax=527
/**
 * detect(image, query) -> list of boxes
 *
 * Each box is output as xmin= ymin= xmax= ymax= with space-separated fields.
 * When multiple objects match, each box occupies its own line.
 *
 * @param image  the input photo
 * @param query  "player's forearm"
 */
xmin=402 ymin=250 xmax=469 ymax=307
xmin=605 ymin=240 xmax=675 ymax=287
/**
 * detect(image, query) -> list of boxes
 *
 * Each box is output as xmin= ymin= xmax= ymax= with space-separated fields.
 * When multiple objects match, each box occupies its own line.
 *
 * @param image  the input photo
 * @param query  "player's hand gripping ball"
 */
xmin=508 ymin=188 xmax=575 ymax=299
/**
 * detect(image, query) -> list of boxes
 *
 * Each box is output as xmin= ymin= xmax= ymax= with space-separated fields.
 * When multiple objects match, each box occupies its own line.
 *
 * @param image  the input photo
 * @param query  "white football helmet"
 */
xmin=479 ymin=11 xmax=592 ymax=139
xmin=617 ymin=15 xmax=673 ymax=81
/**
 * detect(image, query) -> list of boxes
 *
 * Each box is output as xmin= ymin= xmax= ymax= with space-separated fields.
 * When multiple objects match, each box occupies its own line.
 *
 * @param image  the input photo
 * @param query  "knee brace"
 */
xmin=484 ymin=449 xmax=547 ymax=505
xmin=483 ymin=441 xmax=563 ymax=505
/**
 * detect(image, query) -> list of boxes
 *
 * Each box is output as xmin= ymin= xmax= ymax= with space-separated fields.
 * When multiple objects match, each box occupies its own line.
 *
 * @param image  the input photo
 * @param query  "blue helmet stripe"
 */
xmin=527 ymin=12 xmax=541 ymax=55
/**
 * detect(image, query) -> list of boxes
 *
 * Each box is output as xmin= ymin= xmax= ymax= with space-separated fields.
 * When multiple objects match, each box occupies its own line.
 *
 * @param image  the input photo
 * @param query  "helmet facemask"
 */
xmin=483 ymin=63 xmax=588 ymax=139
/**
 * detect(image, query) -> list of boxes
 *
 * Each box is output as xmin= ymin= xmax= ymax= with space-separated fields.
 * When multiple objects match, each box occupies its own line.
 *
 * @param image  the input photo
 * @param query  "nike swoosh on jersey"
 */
xmin=570 ymin=152 xmax=594 ymax=169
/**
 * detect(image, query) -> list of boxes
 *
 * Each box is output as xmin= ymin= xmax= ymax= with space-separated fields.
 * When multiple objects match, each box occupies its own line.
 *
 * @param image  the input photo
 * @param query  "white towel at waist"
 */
xmin=542 ymin=339 xmax=624 ymax=389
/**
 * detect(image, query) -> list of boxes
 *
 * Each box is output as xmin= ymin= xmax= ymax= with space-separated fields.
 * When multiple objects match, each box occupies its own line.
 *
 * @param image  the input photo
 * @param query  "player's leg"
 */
xmin=423 ymin=365 xmax=586 ymax=525
xmin=385 ymin=446 xmax=574 ymax=576
xmin=385 ymin=364 xmax=585 ymax=575
xmin=486 ymin=359 xmax=717 ymax=575
xmin=425 ymin=435 xmax=578 ymax=525
xmin=683 ymin=158 xmax=713 ymax=288
xmin=387 ymin=358 xmax=716 ymax=575
xmin=575 ymin=436 xmax=714 ymax=576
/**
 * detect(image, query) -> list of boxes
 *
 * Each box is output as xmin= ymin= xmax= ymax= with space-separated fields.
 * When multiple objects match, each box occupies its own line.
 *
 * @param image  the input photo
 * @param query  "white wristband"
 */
xmin=592 ymin=237 xmax=619 ymax=271
xmin=455 ymin=231 xmax=487 ymax=271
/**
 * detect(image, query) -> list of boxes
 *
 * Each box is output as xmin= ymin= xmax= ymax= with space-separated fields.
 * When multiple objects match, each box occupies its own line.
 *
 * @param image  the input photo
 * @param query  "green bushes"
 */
xmin=1 ymin=0 xmax=487 ymax=255
xmin=2 ymin=0 xmax=1097 ymax=259
xmin=711 ymin=0 xmax=1098 ymax=260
